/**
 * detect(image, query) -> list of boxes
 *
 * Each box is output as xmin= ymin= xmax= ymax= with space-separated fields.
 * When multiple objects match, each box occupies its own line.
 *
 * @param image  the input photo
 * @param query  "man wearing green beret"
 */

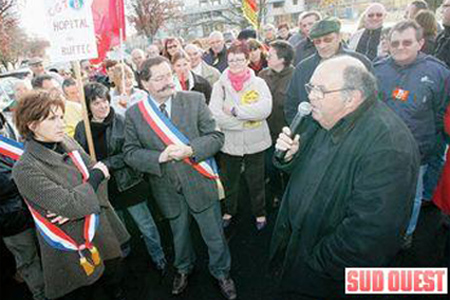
xmin=284 ymin=17 xmax=373 ymax=124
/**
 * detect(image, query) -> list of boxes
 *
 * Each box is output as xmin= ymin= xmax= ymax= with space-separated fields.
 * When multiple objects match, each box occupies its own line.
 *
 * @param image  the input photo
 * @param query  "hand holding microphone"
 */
xmin=274 ymin=102 xmax=312 ymax=161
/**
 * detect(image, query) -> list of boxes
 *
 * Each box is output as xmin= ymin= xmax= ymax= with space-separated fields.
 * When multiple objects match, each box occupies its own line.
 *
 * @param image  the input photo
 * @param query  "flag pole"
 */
xmin=119 ymin=28 xmax=126 ymax=95
xmin=72 ymin=61 xmax=96 ymax=161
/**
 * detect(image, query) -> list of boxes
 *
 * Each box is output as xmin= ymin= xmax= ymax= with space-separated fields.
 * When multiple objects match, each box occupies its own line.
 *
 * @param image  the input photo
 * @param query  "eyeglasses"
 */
xmin=228 ymin=58 xmax=247 ymax=64
xmin=167 ymin=44 xmax=179 ymax=49
xmin=390 ymin=39 xmax=414 ymax=48
xmin=367 ymin=13 xmax=383 ymax=18
xmin=442 ymin=4 xmax=450 ymax=9
xmin=312 ymin=35 xmax=335 ymax=45
xmin=305 ymin=83 xmax=350 ymax=99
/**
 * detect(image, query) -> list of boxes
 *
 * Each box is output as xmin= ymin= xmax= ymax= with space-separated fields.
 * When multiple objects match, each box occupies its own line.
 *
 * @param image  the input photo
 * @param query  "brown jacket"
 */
xmin=259 ymin=65 xmax=295 ymax=142
xmin=12 ymin=136 xmax=129 ymax=299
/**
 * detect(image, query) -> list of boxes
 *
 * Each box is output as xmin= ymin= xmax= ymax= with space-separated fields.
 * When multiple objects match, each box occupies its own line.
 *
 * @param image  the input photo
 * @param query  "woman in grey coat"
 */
xmin=12 ymin=90 xmax=130 ymax=300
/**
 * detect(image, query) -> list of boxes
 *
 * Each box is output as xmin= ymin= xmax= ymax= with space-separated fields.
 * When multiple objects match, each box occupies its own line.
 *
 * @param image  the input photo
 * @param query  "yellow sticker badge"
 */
xmin=241 ymin=90 xmax=262 ymax=128
xmin=241 ymin=90 xmax=260 ymax=105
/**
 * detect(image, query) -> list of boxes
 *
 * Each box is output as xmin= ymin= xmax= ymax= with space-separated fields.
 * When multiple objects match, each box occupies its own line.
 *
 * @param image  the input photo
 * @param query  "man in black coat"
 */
xmin=0 ymin=112 xmax=45 ymax=300
xmin=272 ymin=56 xmax=420 ymax=300
xmin=284 ymin=18 xmax=373 ymax=124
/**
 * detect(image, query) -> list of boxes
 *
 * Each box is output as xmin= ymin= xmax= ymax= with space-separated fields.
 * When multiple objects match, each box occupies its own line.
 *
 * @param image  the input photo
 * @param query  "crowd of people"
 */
xmin=1 ymin=1 xmax=450 ymax=299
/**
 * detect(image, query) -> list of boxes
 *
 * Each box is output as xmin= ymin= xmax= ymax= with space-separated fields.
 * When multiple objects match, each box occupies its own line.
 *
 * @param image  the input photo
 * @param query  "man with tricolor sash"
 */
xmin=123 ymin=56 xmax=237 ymax=300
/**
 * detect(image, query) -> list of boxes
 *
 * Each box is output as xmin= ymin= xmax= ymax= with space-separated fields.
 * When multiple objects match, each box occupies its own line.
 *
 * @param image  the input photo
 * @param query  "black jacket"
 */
xmin=74 ymin=111 xmax=144 ymax=195
xmin=293 ymin=37 xmax=317 ymax=67
xmin=434 ymin=25 xmax=450 ymax=68
xmin=203 ymin=47 xmax=228 ymax=73
xmin=191 ymin=72 xmax=212 ymax=104
xmin=0 ymin=117 xmax=32 ymax=237
xmin=271 ymin=97 xmax=420 ymax=299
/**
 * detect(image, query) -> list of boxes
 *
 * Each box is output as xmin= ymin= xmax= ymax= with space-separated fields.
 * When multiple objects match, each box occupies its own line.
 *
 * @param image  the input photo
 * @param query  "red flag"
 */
xmin=90 ymin=0 xmax=126 ymax=65
xmin=432 ymin=105 xmax=450 ymax=215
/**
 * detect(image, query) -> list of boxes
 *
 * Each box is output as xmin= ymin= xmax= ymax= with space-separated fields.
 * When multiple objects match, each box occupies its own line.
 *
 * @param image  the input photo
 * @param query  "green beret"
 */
xmin=309 ymin=17 xmax=341 ymax=39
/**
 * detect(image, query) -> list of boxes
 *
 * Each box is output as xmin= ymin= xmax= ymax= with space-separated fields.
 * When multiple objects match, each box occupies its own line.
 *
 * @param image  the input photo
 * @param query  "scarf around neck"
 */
xmin=227 ymin=69 xmax=251 ymax=92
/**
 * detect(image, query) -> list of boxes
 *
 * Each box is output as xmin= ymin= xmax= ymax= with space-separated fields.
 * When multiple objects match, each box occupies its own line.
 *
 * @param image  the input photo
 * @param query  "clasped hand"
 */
xmin=159 ymin=144 xmax=193 ymax=163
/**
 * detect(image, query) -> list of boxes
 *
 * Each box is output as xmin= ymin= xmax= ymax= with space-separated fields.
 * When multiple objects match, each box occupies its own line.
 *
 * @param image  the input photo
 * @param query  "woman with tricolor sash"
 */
xmin=11 ymin=90 xmax=130 ymax=300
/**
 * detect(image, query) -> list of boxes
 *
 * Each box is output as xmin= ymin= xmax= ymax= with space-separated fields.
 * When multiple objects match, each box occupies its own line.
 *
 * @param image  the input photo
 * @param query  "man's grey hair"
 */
xmin=185 ymin=43 xmax=204 ymax=54
xmin=342 ymin=66 xmax=378 ymax=101
xmin=209 ymin=31 xmax=224 ymax=40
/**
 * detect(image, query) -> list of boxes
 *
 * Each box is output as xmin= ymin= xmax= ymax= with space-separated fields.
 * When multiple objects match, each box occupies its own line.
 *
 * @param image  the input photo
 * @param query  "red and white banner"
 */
xmin=346 ymin=268 xmax=448 ymax=294
xmin=90 ymin=0 xmax=126 ymax=64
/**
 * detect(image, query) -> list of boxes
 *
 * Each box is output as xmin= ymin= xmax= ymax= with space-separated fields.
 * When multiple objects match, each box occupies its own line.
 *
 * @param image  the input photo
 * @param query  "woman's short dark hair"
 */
xmin=227 ymin=40 xmax=250 ymax=59
xmin=83 ymin=82 xmax=110 ymax=116
xmin=14 ymin=90 xmax=65 ymax=138
xmin=269 ymin=40 xmax=294 ymax=67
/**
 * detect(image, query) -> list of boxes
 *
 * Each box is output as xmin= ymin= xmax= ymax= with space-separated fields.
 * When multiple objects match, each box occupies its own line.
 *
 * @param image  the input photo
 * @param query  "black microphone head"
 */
xmin=297 ymin=102 xmax=312 ymax=116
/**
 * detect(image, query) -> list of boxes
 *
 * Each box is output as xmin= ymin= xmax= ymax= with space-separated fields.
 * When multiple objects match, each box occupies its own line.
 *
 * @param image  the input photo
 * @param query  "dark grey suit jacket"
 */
xmin=123 ymin=91 xmax=224 ymax=218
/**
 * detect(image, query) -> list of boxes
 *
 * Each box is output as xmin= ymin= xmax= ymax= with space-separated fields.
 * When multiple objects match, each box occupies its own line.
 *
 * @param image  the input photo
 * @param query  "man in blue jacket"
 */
xmin=374 ymin=20 xmax=450 ymax=243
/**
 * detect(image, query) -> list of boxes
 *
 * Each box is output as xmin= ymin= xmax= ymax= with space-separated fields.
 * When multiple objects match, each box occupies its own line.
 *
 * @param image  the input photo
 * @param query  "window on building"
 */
xmin=293 ymin=0 xmax=298 ymax=5
xmin=274 ymin=2 xmax=284 ymax=8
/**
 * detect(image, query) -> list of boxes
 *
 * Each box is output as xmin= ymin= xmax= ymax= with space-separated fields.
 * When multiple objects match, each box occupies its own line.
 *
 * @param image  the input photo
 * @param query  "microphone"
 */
xmin=274 ymin=102 xmax=312 ymax=161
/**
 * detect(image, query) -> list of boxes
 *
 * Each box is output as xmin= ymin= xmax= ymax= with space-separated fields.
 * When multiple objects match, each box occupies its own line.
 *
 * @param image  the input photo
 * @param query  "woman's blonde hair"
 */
xmin=111 ymin=63 xmax=134 ymax=93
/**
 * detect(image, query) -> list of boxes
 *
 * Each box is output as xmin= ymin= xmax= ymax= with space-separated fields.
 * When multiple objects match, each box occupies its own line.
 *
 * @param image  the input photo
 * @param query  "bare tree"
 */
xmin=0 ymin=0 xmax=21 ymax=69
xmin=0 ymin=0 xmax=50 ymax=70
xmin=128 ymin=0 xmax=182 ymax=41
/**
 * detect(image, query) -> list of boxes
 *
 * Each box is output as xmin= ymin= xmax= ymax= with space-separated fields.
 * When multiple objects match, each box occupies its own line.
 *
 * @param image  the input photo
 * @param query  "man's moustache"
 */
xmin=157 ymin=84 xmax=175 ymax=93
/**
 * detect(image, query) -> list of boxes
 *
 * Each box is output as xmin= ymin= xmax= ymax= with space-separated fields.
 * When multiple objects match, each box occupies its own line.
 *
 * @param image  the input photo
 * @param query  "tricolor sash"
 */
xmin=138 ymin=97 xmax=225 ymax=199
xmin=24 ymin=149 xmax=100 ymax=276
xmin=0 ymin=134 xmax=24 ymax=162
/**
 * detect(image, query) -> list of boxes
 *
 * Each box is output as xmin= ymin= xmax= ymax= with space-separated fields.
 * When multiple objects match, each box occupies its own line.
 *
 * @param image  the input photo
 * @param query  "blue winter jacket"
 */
xmin=374 ymin=53 xmax=450 ymax=163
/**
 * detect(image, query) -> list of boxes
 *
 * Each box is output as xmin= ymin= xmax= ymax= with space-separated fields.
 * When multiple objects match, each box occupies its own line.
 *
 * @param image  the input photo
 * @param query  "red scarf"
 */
xmin=179 ymin=73 xmax=188 ymax=91
xmin=227 ymin=69 xmax=251 ymax=92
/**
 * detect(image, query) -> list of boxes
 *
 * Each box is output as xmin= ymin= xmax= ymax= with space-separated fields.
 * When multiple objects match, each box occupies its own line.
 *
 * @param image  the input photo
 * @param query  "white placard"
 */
xmin=43 ymin=0 xmax=98 ymax=63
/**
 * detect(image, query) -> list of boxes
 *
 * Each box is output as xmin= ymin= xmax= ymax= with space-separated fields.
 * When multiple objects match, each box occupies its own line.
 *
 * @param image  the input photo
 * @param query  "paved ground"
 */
xmin=1 ymin=182 xmax=449 ymax=300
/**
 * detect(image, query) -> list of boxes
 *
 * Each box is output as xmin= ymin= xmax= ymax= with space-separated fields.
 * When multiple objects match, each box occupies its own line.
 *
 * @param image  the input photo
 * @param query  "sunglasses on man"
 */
xmin=390 ymin=40 xmax=414 ymax=48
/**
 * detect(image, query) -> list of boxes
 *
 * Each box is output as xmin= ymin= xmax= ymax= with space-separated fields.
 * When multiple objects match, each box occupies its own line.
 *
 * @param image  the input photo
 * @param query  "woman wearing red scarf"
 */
xmin=247 ymin=39 xmax=268 ymax=75
xmin=171 ymin=50 xmax=212 ymax=103
xmin=209 ymin=41 xmax=272 ymax=231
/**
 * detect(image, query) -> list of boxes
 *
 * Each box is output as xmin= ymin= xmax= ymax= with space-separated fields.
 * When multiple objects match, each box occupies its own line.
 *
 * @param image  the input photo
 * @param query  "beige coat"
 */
xmin=209 ymin=69 xmax=272 ymax=156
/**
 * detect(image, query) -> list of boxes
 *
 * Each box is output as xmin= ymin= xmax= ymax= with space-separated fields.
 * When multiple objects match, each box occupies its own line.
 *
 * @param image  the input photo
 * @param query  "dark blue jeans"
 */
xmin=117 ymin=202 xmax=165 ymax=264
